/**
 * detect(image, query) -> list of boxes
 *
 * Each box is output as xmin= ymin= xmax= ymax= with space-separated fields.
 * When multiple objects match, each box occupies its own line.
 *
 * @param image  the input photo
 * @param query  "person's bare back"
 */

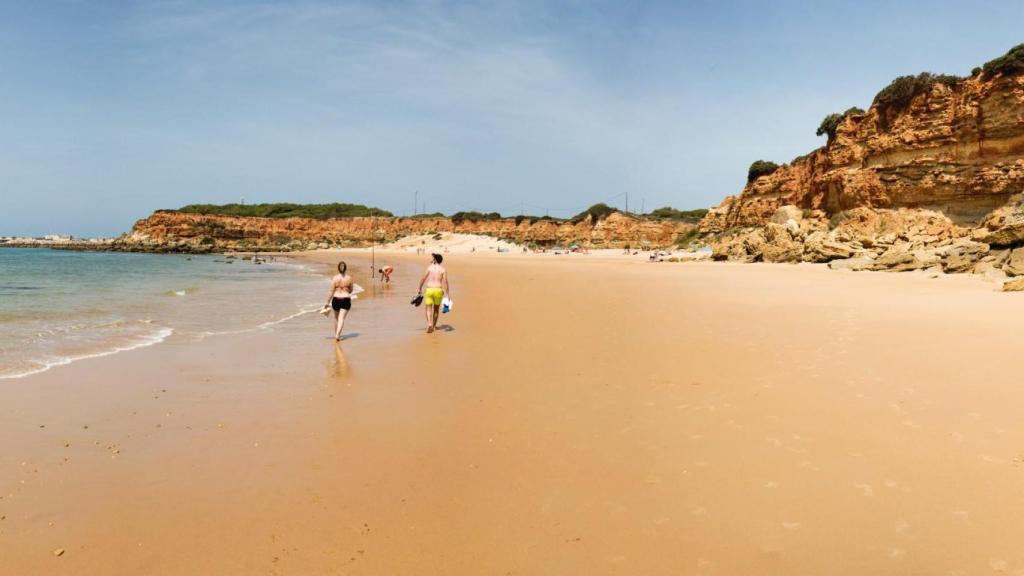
xmin=423 ymin=263 xmax=446 ymax=288
xmin=418 ymin=254 xmax=450 ymax=333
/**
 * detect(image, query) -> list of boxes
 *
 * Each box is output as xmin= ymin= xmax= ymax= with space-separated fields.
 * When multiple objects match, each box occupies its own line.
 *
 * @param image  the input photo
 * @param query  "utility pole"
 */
xmin=641 ymin=198 xmax=645 ymax=216
xmin=414 ymin=190 xmax=418 ymax=216
xmin=520 ymin=201 xmax=524 ymax=216
xmin=625 ymin=192 xmax=629 ymax=214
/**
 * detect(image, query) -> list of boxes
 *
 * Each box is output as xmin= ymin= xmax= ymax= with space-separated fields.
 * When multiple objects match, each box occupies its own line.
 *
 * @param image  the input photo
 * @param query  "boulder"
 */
xmin=803 ymin=231 xmax=855 ymax=263
xmin=972 ymin=261 xmax=1009 ymax=282
xmin=978 ymin=196 xmax=1024 ymax=247
xmin=828 ymin=256 xmax=874 ymax=271
xmin=1002 ymin=277 xmax=1024 ymax=292
xmin=770 ymin=205 xmax=803 ymax=225
xmin=760 ymin=223 xmax=802 ymax=263
xmin=1003 ymin=247 xmax=1024 ymax=276
xmin=934 ymin=238 xmax=989 ymax=273
xmin=870 ymin=245 xmax=940 ymax=272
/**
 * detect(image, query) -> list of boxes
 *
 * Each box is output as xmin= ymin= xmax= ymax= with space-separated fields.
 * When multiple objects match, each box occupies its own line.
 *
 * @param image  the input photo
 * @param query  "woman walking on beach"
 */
xmin=325 ymin=261 xmax=353 ymax=341
xmin=417 ymin=253 xmax=450 ymax=334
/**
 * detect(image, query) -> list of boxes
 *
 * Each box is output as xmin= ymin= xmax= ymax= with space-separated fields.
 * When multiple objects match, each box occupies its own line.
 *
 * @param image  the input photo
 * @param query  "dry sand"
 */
xmin=3 ymin=252 xmax=1024 ymax=575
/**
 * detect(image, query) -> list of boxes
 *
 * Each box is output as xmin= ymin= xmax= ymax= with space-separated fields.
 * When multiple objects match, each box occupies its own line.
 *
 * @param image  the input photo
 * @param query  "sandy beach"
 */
xmin=4 ymin=251 xmax=1024 ymax=575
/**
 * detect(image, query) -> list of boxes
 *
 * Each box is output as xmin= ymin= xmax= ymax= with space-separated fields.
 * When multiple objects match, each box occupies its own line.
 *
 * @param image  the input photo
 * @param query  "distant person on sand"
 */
xmin=417 ymin=253 xmax=450 ymax=334
xmin=325 ymin=261 xmax=353 ymax=341
xmin=378 ymin=265 xmax=393 ymax=284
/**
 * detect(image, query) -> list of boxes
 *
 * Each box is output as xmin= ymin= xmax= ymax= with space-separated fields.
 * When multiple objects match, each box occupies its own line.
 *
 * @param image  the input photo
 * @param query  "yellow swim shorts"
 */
xmin=423 ymin=287 xmax=445 ymax=306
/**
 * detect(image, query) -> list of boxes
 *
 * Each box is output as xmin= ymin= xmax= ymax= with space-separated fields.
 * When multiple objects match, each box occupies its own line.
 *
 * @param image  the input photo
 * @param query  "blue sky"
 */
xmin=2 ymin=0 xmax=1023 ymax=236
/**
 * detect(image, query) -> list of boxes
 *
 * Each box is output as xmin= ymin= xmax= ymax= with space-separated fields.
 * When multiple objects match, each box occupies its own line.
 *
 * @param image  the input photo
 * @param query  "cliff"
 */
xmin=113 ymin=211 xmax=695 ymax=253
xmin=704 ymin=73 xmax=1024 ymax=232
xmin=699 ymin=47 xmax=1024 ymax=286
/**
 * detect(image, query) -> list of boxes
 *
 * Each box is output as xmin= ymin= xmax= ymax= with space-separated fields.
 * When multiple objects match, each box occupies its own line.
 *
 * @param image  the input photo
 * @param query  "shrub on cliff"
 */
xmin=747 ymin=160 xmax=780 ymax=183
xmin=872 ymin=73 xmax=960 ymax=112
xmin=175 ymin=202 xmax=393 ymax=219
xmin=982 ymin=43 xmax=1024 ymax=78
xmin=816 ymin=107 xmax=866 ymax=140
xmin=514 ymin=214 xmax=558 ymax=225
xmin=571 ymin=203 xmax=618 ymax=224
xmin=647 ymin=207 xmax=709 ymax=222
xmin=450 ymin=211 xmax=502 ymax=224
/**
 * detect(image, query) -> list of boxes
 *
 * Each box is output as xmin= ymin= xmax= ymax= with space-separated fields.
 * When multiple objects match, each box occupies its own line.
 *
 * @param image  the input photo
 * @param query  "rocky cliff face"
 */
xmin=114 ymin=211 xmax=694 ymax=253
xmin=700 ymin=65 xmax=1024 ymax=287
xmin=705 ymin=74 xmax=1024 ymax=231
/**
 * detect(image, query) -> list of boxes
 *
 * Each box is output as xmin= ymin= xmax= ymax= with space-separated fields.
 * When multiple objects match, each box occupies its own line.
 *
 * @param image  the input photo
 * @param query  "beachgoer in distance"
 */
xmin=325 ymin=261 xmax=353 ymax=341
xmin=417 ymin=253 xmax=450 ymax=334
xmin=378 ymin=265 xmax=393 ymax=284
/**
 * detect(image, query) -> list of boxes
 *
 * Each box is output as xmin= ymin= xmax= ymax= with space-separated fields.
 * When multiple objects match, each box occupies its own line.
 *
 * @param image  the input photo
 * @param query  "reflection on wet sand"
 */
xmin=330 ymin=341 xmax=351 ymax=379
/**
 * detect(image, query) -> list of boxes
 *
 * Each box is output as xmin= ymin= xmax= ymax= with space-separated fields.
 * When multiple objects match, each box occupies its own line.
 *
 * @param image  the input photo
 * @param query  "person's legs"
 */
xmin=335 ymin=308 xmax=348 ymax=340
xmin=425 ymin=304 xmax=434 ymax=333
xmin=431 ymin=304 xmax=440 ymax=330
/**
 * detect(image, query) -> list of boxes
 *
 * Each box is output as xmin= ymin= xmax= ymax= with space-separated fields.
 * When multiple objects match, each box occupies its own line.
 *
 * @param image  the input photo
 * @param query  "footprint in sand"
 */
xmin=990 ymin=558 xmax=1008 ymax=572
xmin=763 ymin=481 xmax=779 ymax=489
xmin=781 ymin=522 xmax=801 ymax=530
xmin=854 ymin=483 xmax=875 ymax=497
xmin=978 ymin=454 xmax=1010 ymax=465
xmin=951 ymin=510 xmax=971 ymax=526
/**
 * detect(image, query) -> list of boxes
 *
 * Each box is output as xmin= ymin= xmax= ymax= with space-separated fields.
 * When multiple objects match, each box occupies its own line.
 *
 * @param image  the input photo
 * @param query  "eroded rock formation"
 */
xmin=113 ymin=211 xmax=695 ymax=253
xmin=700 ymin=53 xmax=1024 ymax=287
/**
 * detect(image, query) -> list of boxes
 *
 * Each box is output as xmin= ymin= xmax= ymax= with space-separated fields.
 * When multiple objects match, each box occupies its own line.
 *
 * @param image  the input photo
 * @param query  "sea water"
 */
xmin=0 ymin=248 xmax=326 ymax=379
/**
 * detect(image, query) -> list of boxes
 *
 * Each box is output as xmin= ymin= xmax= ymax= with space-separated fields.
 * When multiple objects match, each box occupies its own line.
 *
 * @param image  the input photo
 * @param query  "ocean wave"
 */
xmin=195 ymin=304 xmax=322 ymax=339
xmin=0 ymin=327 xmax=175 ymax=380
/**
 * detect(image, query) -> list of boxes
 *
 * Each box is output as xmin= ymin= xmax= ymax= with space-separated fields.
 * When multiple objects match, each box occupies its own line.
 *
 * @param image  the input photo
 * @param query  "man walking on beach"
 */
xmin=418 ymin=253 xmax=450 ymax=334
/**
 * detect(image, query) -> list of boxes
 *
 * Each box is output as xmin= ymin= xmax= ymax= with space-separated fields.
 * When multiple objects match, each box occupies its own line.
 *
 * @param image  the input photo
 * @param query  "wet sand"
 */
xmin=4 ymin=254 xmax=1024 ymax=574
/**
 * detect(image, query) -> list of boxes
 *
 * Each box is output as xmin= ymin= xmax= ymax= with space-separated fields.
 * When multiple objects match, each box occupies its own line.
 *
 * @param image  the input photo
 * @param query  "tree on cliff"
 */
xmin=747 ymin=160 xmax=779 ymax=183
xmin=572 ymin=203 xmax=618 ymax=223
xmin=816 ymin=107 xmax=865 ymax=141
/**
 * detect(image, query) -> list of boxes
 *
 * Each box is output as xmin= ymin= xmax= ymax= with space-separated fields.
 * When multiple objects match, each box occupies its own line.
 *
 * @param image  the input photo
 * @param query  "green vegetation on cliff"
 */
xmin=816 ymin=107 xmax=865 ymax=140
xmin=572 ymin=203 xmax=618 ymax=223
xmin=747 ymin=160 xmax=780 ymax=183
xmin=449 ymin=211 xmax=503 ymax=224
xmin=982 ymin=43 xmax=1024 ymax=78
xmin=170 ymin=203 xmax=393 ymax=219
xmin=645 ymin=207 xmax=709 ymax=222
xmin=872 ymin=72 xmax=960 ymax=112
